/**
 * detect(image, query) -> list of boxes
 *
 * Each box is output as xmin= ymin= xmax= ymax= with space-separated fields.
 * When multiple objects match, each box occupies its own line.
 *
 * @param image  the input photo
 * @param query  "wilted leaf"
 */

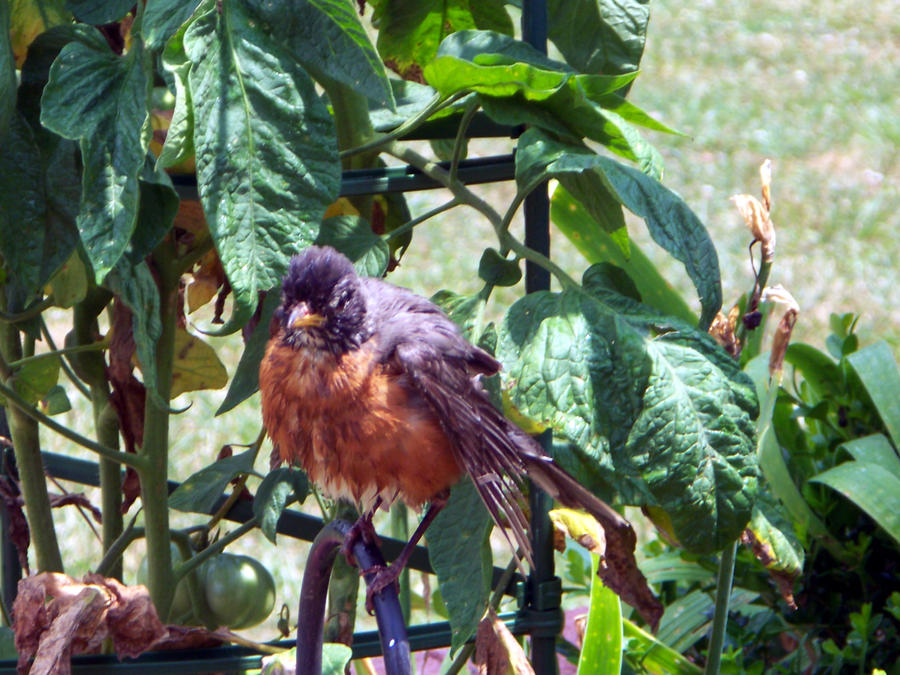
xmin=0 ymin=475 xmax=30 ymax=573
xmin=169 ymin=449 xmax=257 ymax=514
xmin=187 ymin=249 xmax=225 ymax=313
xmin=169 ymin=328 xmax=228 ymax=398
xmin=742 ymin=498 xmax=803 ymax=609
xmin=474 ymin=609 xmax=534 ymax=675
xmin=13 ymin=573 xmax=169 ymax=674
xmin=549 ymin=508 xmax=605 ymax=556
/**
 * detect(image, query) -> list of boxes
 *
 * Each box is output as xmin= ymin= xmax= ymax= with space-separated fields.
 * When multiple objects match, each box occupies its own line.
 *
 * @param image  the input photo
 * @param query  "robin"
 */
xmin=259 ymin=245 xmax=659 ymax=624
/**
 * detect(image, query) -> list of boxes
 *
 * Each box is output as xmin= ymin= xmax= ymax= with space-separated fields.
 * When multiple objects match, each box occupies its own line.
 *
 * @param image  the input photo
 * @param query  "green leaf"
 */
xmin=321 ymin=643 xmax=353 ymax=675
xmin=253 ymin=467 xmax=308 ymax=543
xmin=746 ymin=496 xmax=804 ymax=579
xmin=497 ymin=280 xmax=758 ymax=553
xmin=245 ymin=0 xmax=394 ymax=108
xmin=0 ymin=626 xmax=16 ymax=660
xmin=622 ymin=617 xmax=702 ymax=674
xmin=64 ymin=0 xmax=133 ymax=24
xmin=0 ymin=112 xmax=47 ymax=293
xmin=846 ymin=341 xmax=900 ymax=448
xmin=430 ymin=289 xmax=487 ymax=345
xmin=470 ymin=0 xmax=513 ymax=36
xmin=428 ymin=479 xmax=492 ymax=654
xmin=577 ymin=554 xmax=622 ymax=675
xmin=143 ymin=0 xmax=200 ymax=50
xmin=550 ymin=185 xmax=695 ymax=324
xmin=315 ymin=216 xmax=390 ymax=278
xmin=785 ymin=343 xmax=842 ymax=400
xmin=157 ymin=13 xmax=196 ymax=170
xmin=40 ymin=384 xmax=71 ymax=415
xmin=169 ymin=449 xmax=257 ymax=514
xmin=216 ymin=288 xmax=280 ymax=415
xmin=477 ymin=248 xmax=521 ymax=287
xmin=639 ymin=551 xmax=712 ymax=586
xmin=47 ymin=249 xmax=88 ymax=308
xmin=810 ymin=461 xmax=900 ymax=546
xmin=839 ymin=434 xmax=900 ymax=479
xmin=520 ymin=130 xmax=721 ymax=327
xmin=369 ymin=79 xmax=440 ymax=132
xmin=548 ymin=0 xmax=649 ymax=76
xmin=41 ymin=31 xmax=152 ymax=282
xmin=2 ymin=355 xmax=60 ymax=406
xmin=185 ymin=0 xmax=340 ymax=326
xmin=0 ymin=0 xmax=14 ymax=139
xmin=130 ymin=159 xmax=179 ymax=265
xmin=371 ymin=0 xmax=478 ymax=80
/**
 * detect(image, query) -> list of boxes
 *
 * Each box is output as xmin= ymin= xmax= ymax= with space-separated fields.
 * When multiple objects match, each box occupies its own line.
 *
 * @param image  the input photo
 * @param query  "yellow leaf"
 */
xmin=549 ymin=508 xmax=606 ymax=556
xmin=475 ymin=609 xmax=534 ymax=675
xmin=10 ymin=0 xmax=71 ymax=67
xmin=324 ymin=197 xmax=360 ymax=219
xmin=500 ymin=388 xmax=547 ymax=435
xmin=170 ymin=328 xmax=228 ymax=398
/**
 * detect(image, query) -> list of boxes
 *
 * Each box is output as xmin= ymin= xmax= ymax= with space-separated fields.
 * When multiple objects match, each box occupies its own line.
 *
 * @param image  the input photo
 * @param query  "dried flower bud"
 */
xmin=731 ymin=194 xmax=776 ymax=263
xmin=760 ymin=159 xmax=773 ymax=211
xmin=709 ymin=309 xmax=740 ymax=358
xmin=762 ymin=285 xmax=800 ymax=380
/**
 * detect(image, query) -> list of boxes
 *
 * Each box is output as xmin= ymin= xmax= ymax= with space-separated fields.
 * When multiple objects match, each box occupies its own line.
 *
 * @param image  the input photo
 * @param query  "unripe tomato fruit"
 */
xmin=137 ymin=543 xmax=199 ymax=622
xmin=202 ymin=553 xmax=276 ymax=629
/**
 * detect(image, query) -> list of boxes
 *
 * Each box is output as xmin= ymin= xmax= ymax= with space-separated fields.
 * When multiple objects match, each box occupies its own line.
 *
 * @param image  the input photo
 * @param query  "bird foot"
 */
xmin=361 ymin=563 xmax=401 ymax=615
xmin=341 ymin=512 xmax=379 ymax=568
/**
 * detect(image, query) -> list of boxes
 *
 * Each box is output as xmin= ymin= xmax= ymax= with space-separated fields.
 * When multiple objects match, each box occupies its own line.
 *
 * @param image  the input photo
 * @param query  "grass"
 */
xmin=20 ymin=0 xmax=900 ymax=665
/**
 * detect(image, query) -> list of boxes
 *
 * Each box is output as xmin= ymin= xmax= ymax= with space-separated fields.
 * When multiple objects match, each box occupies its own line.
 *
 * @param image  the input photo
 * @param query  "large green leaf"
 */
xmin=142 ymin=0 xmax=200 ymax=50
xmin=315 ymin=216 xmax=389 ymax=278
xmin=550 ymin=185 xmax=695 ymax=324
xmin=846 ymin=341 xmax=900 ymax=448
xmin=184 ymin=0 xmax=340 ymax=327
xmin=519 ymin=129 xmax=721 ymax=328
xmin=169 ymin=449 xmax=257 ymax=514
xmin=427 ymin=479 xmax=492 ymax=654
xmin=157 ymin=16 xmax=194 ymax=170
xmin=41 ymin=29 xmax=152 ymax=282
xmin=810 ymin=461 xmax=900 ymax=547
xmin=497 ymin=276 xmax=758 ymax=553
xmin=0 ymin=111 xmax=78 ymax=296
xmin=547 ymin=0 xmax=649 ymax=77
xmin=9 ymin=0 xmax=71 ymax=66
xmin=64 ymin=0 xmax=133 ymax=24
xmin=0 ymin=0 xmax=14 ymax=139
xmin=245 ymin=0 xmax=394 ymax=108
xmin=370 ymin=0 xmax=478 ymax=80
xmin=424 ymin=30 xmax=672 ymax=173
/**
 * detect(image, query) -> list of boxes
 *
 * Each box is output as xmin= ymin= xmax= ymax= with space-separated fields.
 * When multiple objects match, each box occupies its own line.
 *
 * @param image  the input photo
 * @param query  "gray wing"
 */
xmin=361 ymin=278 xmax=535 ymax=564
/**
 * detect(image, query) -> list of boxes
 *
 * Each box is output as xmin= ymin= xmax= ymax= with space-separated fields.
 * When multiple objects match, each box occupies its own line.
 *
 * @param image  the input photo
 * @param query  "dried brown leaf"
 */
xmin=475 ymin=609 xmax=534 ymax=675
xmin=49 ymin=494 xmax=102 ymax=524
xmin=709 ymin=309 xmax=740 ymax=358
xmin=760 ymin=159 xmax=773 ymax=211
xmin=187 ymin=250 xmax=226 ymax=314
xmin=0 ymin=474 xmax=30 ymax=574
xmin=740 ymin=530 xmax=798 ymax=610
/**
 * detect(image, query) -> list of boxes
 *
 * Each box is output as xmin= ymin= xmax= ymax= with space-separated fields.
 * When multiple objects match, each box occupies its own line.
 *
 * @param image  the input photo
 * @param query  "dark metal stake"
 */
xmin=297 ymin=519 xmax=411 ymax=675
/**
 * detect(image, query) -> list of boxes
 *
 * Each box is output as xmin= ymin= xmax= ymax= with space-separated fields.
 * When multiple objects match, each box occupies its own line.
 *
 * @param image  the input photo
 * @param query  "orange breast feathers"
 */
xmin=259 ymin=339 xmax=463 ymax=510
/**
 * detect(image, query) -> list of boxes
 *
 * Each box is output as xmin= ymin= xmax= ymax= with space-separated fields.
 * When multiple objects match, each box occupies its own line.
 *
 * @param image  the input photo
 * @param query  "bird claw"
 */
xmin=362 ymin=563 xmax=400 ymax=615
xmin=340 ymin=512 xmax=379 ymax=567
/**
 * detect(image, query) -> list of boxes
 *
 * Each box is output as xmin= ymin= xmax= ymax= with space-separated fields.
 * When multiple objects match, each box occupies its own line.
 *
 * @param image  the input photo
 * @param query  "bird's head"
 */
xmin=273 ymin=246 xmax=369 ymax=354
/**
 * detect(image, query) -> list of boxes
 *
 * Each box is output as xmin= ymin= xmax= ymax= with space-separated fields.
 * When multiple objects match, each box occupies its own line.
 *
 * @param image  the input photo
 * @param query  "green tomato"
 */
xmin=203 ymin=553 xmax=276 ymax=629
xmin=137 ymin=543 xmax=201 ymax=623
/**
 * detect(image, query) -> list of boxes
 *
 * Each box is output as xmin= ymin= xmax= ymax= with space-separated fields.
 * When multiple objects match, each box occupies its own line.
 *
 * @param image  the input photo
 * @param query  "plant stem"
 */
xmin=705 ymin=540 xmax=737 ymax=675
xmin=385 ymin=141 xmax=578 ymax=288
xmin=0 ymin=310 xmax=64 ymax=573
xmin=74 ymin=292 xmax=124 ymax=579
xmin=0 ymin=296 xmax=54 ymax=324
xmin=39 ymin=319 xmax=90 ymax=400
xmin=138 ymin=247 xmax=180 ymax=617
xmin=383 ymin=199 xmax=459 ymax=243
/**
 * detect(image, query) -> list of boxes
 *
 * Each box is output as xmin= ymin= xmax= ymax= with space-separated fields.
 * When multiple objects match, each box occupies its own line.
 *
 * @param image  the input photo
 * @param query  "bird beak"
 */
xmin=288 ymin=303 xmax=325 ymax=330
